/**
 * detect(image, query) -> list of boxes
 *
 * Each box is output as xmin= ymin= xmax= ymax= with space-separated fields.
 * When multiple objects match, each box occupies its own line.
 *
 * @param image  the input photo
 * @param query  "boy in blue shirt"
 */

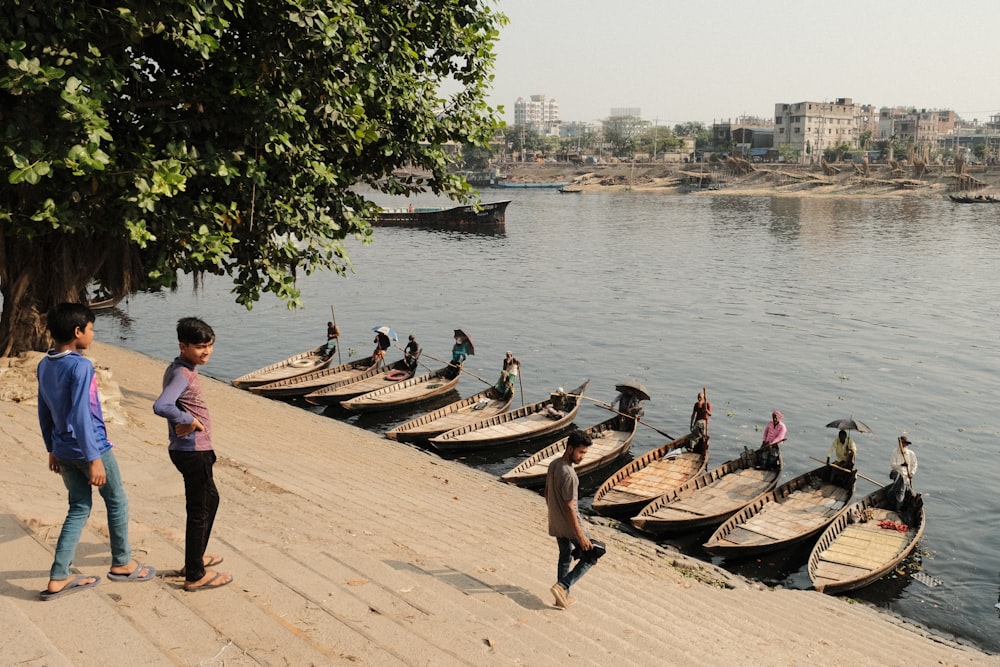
xmin=37 ymin=303 xmax=155 ymax=601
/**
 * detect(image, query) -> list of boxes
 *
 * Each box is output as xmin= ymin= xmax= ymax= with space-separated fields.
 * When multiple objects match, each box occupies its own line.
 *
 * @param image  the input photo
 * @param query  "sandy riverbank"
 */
xmin=496 ymin=161 xmax=1000 ymax=199
xmin=0 ymin=342 xmax=995 ymax=665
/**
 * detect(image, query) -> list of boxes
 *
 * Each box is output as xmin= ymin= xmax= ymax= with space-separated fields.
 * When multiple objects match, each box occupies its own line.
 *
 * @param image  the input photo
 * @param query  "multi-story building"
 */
xmin=774 ymin=98 xmax=864 ymax=162
xmin=513 ymin=94 xmax=561 ymax=136
xmin=878 ymin=107 xmax=958 ymax=149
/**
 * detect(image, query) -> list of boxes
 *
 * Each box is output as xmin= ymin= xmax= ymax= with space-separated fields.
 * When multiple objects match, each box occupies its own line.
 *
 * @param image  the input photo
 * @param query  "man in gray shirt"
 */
xmin=545 ymin=429 xmax=598 ymax=609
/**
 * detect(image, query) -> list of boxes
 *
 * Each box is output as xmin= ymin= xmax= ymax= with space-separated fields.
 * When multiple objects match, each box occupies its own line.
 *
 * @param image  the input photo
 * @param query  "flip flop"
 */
xmin=39 ymin=575 xmax=101 ymax=601
xmin=178 ymin=554 xmax=224 ymax=576
xmin=183 ymin=570 xmax=233 ymax=592
xmin=107 ymin=563 xmax=156 ymax=582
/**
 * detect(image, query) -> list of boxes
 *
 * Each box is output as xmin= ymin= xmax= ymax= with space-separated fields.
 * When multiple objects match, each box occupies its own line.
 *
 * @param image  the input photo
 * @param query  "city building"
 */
xmin=774 ymin=98 xmax=864 ymax=162
xmin=513 ymin=94 xmax=560 ymax=136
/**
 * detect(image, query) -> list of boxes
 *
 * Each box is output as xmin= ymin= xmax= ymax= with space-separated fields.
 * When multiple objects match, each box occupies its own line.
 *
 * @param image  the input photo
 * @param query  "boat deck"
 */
xmin=644 ymin=468 xmax=775 ymax=521
xmin=811 ymin=508 xmax=912 ymax=584
xmin=598 ymin=451 xmax=704 ymax=507
xmin=720 ymin=484 xmax=851 ymax=547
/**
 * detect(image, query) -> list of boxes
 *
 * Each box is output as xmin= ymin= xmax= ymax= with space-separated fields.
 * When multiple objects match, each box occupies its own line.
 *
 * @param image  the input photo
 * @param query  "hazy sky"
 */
xmin=489 ymin=0 xmax=1000 ymax=126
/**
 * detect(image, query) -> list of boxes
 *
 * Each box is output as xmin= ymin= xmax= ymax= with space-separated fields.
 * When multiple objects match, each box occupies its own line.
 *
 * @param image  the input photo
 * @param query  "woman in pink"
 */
xmin=759 ymin=410 xmax=786 ymax=469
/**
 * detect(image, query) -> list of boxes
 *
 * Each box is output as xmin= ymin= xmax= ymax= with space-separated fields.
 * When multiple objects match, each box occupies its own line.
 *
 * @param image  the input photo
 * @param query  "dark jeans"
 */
xmin=170 ymin=449 xmax=219 ymax=582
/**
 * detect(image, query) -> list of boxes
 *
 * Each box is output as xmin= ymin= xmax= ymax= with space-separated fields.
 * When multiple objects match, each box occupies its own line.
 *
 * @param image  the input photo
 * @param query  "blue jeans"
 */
xmin=50 ymin=449 xmax=131 ymax=580
xmin=556 ymin=536 xmax=594 ymax=593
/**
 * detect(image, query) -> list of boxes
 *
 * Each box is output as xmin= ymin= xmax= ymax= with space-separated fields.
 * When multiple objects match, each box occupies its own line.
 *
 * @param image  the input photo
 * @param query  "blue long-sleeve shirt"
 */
xmin=37 ymin=350 xmax=112 ymax=461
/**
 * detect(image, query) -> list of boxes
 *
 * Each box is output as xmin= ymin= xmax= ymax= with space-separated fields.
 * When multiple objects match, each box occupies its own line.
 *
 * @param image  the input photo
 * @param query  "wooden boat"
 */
xmin=428 ymin=381 xmax=590 ymax=453
xmin=373 ymin=201 xmax=509 ymax=228
xmin=384 ymin=387 xmax=514 ymax=443
xmin=231 ymin=346 xmax=334 ymax=389
xmin=703 ymin=464 xmax=856 ymax=557
xmin=303 ymin=359 xmax=411 ymax=405
xmin=499 ymin=416 xmax=638 ymax=489
xmin=591 ymin=434 xmax=707 ymax=517
xmin=631 ymin=445 xmax=783 ymax=535
xmin=808 ymin=485 xmax=926 ymax=594
xmin=248 ymin=356 xmax=377 ymax=398
xmin=340 ymin=366 xmax=460 ymax=412
xmin=948 ymin=193 xmax=1000 ymax=203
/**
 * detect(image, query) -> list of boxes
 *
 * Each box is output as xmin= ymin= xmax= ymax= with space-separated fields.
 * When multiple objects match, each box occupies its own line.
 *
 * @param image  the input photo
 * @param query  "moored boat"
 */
xmin=808 ymin=485 xmax=925 ymax=594
xmin=231 ymin=346 xmax=334 ymax=390
xmin=500 ymin=416 xmax=637 ymax=488
xmin=631 ymin=445 xmax=783 ymax=535
xmin=948 ymin=193 xmax=1000 ymax=203
xmin=591 ymin=434 xmax=706 ymax=517
xmin=428 ymin=381 xmax=590 ymax=453
xmin=248 ymin=356 xmax=377 ymax=398
xmin=703 ymin=463 xmax=856 ymax=557
xmin=374 ymin=200 xmax=509 ymax=228
xmin=340 ymin=366 xmax=460 ymax=412
xmin=384 ymin=387 xmax=513 ymax=443
xmin=303 ymin=360 xmax=411 ymax=405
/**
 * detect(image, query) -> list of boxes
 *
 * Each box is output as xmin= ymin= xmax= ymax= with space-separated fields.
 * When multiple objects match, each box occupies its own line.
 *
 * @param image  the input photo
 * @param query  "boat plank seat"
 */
xmin=818 ymin=524 xmax=910 ymax=569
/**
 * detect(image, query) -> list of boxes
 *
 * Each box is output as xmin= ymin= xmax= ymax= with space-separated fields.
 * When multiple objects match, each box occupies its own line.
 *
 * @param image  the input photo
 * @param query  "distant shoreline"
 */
xmin=492 ymin=161 xmax=1000 ymax=198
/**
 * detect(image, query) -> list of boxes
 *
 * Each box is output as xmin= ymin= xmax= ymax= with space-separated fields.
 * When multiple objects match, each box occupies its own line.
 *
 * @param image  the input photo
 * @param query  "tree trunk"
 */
xmin=0 ymin=231 xmax=119 ymax=356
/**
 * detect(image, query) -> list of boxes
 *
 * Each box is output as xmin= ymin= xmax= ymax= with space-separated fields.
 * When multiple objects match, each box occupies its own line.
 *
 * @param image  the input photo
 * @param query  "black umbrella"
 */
xmin=825 ymin=417 xmax=872 ymax=433
xmin=453 ymin=328 xmax=475 ymax=355
xmin=615 ymin=380 xmax=650 ymax=402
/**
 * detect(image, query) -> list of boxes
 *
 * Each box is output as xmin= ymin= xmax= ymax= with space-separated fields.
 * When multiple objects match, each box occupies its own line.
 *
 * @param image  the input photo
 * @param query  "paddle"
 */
xmin=396 ymin=347 xmax=494 ymax=386
xmin=808 ymin=455 xmax=882 ymax=487
xmin=580 ymin=395 xmax=675 ymax=441
xmin=329 ymin=305 xmax=342 ymax=364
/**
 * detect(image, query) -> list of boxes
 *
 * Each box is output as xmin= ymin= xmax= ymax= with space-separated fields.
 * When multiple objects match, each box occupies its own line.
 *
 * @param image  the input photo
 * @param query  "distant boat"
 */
xmin=373 ymin=201 xmax=509 ymax=228
xmin=491 ymin=180 xmax=569 ymax=189
xmin=948 ymin=193 xmax=1000 ymax=203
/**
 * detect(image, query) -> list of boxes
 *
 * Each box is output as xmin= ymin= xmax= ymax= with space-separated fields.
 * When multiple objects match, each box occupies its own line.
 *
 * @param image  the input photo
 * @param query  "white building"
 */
xmin=774 ymin=98 xmax=864 ymax=162
xmin=514 ymin=94 xmax=561 ymax=136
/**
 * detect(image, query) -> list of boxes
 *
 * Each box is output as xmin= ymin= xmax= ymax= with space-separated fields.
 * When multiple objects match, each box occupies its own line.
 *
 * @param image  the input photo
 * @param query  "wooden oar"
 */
xmin=397 ymin=347 xmax=494 ymax=386
xmin=329 ymin=305 xmax=342 ymax=364
xmin=808 ymin=455 xmax=882 ymax=487
xmin=580 ymin=395 xmax=675 ymax=441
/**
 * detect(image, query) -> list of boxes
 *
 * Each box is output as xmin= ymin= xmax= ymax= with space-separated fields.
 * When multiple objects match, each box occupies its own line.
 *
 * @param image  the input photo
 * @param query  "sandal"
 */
xmin=183 ymin=570 xmax=233 ymax=592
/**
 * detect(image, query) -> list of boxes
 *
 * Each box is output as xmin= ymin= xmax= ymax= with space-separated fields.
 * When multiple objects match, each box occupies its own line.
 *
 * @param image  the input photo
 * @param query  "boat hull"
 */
xmin=631 ymin=446 xmax=782 ymax=534
xmin=808 ymin=485 xmax=925 ymax=594
xmin=703 ymin=464 xmax=856 ymax=558
xmin=591 ymin=434 xmax=706 ymax=518
xmin=500 ymin=417 xmax=637 ymax=488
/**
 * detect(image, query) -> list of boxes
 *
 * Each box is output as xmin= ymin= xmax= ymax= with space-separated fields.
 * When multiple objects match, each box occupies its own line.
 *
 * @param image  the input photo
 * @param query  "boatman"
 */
xmin=827 ymin=429 xmax=857 ymax=470
xmin=545 ymin=429 xmax=602 ymax=610
xmin=889 ymin=435 xmax=918 ymax=512
xmin=758 ymin=410 xmax=786 ymax=470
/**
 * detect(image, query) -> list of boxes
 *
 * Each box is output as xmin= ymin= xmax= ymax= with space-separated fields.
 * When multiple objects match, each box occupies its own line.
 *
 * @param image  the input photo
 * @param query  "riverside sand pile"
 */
xmin=0 ymin=342 xmax=994 ymax=665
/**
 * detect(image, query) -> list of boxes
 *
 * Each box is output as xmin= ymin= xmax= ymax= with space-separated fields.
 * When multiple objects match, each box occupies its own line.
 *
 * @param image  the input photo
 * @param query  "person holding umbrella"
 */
xmin=612 ymin=381 xmax=648 ymax=430
xmin=889 ymin=435 xmax=918 ymax=512
xmin=827 ymin=429 xmax=857 ymax=469
xmin=444 ymin=329 xmax=472 ymax=380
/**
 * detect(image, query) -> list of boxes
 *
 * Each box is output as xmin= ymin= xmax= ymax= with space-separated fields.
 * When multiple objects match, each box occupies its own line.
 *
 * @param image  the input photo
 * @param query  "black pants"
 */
xmin=169 ymin=450 xmax=219 ymax=582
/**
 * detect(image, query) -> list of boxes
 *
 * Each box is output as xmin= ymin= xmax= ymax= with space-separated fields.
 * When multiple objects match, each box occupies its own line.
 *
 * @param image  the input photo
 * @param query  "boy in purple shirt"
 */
xmin=37 ymin=303 xmax=154 ymax=600
xmin=153 ymin=317 xmax=233 ymax=592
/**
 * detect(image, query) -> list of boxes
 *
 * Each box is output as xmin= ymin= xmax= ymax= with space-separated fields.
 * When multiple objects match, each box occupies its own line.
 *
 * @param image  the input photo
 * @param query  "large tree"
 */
xmin=0 ymin=0 xmax=505 ymax=356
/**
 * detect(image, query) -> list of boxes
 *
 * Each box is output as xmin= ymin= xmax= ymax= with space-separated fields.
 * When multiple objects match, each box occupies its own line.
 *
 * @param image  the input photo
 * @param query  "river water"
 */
xmin=93 ymin=188 xmax=1000 ymax=653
